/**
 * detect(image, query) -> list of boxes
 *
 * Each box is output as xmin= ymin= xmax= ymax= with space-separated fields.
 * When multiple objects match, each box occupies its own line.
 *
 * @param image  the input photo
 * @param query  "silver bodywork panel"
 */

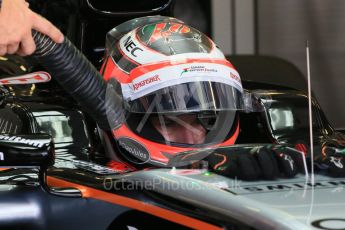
xmin=120 ymin=169 xmax=345 ymax=229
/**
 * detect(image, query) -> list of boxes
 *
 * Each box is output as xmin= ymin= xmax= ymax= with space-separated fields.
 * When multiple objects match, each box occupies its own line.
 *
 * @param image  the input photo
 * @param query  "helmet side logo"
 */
xmin=180 ymin=67 xmax=189 ymax=77
xmin=118 ymin=137 xmax=150 ymax=164
xmin=132 ymin=75 xmax=161 ymax=91
xmin=123 ymin=36 xmax=144 ymax=57
xmin=180 ymin=65 xmax=218 ymax=77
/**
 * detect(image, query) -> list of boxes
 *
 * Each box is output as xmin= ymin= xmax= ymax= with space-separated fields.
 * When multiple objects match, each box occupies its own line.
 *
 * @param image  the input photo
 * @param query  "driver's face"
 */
xmin=150 ymin=114 xmax=206 ymax=144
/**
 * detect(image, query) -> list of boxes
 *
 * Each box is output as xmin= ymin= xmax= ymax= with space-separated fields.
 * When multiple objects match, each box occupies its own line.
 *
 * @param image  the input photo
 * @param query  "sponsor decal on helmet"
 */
xmin=119 ymin=31 xmax=167 ymax=65
xmin=132 ymin=75 xmax=161 ymax=91
xmin=121 ymin=62 xmax=243 ymax=101
xmin=118 ymin=137 xmax=150 ymax=164
xmin=180 ymin=66 xmax=218 ymax=77
xmin=123 ymin=35 xmax=144 ymax=57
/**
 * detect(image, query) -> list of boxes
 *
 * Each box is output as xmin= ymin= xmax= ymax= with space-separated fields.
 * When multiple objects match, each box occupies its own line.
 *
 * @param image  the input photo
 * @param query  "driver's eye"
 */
xmin=198 ymin=114 xmax=217 ymax=130
xmin=191 ymin=117 xmax=200 ymax=125
xmin=162 ymin=118 xmax=174 ymax=126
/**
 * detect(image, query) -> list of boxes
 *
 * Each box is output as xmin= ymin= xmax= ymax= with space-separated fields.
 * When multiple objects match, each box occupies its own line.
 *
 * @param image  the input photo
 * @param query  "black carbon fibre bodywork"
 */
xmin=0 ymin=184 xmax=130 ymax=230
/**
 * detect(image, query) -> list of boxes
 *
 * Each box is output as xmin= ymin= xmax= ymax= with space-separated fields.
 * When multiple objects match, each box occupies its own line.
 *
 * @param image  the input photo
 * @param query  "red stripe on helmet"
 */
xmin=103 ymin=58 xmax=131 ymax=83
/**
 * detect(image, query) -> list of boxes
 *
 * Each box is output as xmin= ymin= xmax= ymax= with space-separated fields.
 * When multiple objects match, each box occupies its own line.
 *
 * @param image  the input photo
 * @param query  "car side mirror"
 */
xmin=0 ymin=134 xmax=82 ymax=197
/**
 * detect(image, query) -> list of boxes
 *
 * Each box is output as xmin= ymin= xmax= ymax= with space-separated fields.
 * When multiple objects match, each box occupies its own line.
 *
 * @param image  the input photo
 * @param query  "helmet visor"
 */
xmin=125 ymin=81 xmax=244 ymax=113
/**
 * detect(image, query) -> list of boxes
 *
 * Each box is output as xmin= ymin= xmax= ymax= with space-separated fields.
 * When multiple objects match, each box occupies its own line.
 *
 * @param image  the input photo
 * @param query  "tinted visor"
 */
xmin=125 ymin=81 xmax=244 ymax=113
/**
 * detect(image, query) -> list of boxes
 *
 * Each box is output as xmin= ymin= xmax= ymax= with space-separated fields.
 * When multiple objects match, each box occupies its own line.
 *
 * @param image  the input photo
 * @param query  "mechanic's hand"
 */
xmin=207 ymin=145 xmax=303 ymax=180
xmin=0 ymin=0 xmax=64 ymax=56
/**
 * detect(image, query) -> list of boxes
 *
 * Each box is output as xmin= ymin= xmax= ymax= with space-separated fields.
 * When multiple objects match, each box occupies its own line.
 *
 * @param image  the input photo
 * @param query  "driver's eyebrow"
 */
xmin=166 ymin=116 xmax=205 ymax=135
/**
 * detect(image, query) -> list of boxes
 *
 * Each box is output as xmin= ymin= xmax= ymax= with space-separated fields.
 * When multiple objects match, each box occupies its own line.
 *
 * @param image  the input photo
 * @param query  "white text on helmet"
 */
xmin=123 ymin=36 xmax=143 ymax=57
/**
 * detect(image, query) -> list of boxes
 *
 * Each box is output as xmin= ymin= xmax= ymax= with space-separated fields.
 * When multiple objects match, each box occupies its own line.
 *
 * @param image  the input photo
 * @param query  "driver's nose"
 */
xmin=179 ymin=127 xmax=195 ymax=144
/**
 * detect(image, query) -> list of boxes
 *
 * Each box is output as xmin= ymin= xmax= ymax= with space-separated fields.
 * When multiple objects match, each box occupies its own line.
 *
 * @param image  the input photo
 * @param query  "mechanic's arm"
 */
xmin=0 ymin=0 xmax=63 ymax=56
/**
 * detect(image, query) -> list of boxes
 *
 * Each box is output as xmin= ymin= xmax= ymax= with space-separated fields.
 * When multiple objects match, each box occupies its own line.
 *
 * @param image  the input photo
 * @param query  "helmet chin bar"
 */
xmin=111 ymin=113 xmax=240 ymax=167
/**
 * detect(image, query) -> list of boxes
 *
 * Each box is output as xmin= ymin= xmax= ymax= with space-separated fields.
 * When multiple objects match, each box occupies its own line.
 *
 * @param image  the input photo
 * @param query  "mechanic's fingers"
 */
xmin=31 ymin=13 xmax=64 ymax=43
xmin=7 ymin=43 xmax=20 ymax=55
xmin=17 ymin=34 xmax=36 ymax=56
xmin=0 ymin=45 xmax=8 ymax=56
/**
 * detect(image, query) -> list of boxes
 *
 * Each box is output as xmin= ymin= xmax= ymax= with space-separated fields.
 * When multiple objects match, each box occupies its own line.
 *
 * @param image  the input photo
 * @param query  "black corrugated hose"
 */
xmin=32 ymin=31 xmax=124 ymax=131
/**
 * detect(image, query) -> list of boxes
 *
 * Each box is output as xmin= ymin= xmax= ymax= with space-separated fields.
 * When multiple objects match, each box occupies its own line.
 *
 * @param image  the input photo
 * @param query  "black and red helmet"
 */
xmin=102 ymin=16 xmax=244 ymax=167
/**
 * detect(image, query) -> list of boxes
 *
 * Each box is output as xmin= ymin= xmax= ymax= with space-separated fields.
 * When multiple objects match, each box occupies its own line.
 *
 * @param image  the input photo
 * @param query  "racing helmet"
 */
xmin=102 ymin=16 xmax=244 ymax=167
